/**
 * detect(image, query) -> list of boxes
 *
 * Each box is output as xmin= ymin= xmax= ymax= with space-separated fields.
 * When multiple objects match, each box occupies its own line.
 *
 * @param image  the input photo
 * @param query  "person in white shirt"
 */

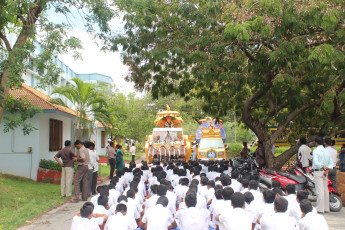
xmin=260 ymin=197 xmax=296 ymax=230
xmin=175 ymin=191 xmax=211 ymax=230
xmin=70 ymin=202 xmax=108 ymax=230
xmin=216 ymin=192 xmax=253 ymax=230
xmin=248 ymin=180 xmax=263 ymax=204
xmin=209 ymin=188 xmax=224 ymax=229
xmin=126 ymin=190 xmax=141 ymax=221
xmin=325 ymin=138 xmax=338 ymax=191
xmin=142 ymin=196 xmax=177 ymax=230
xmin=256 ymin=189 xmax=276 ymax=227
xmin=130 ymin=144 xmax=136 ymax=163
xmin=285 ymin=184 xmax=298 ymax=209
xmin=91 ymin=186 xmax=105 ymax=206
xmin=230 ymin=171 xmax=243 ymax=192
xmin=87 ymin=142 xmax=99 ymax=196
xmin=174 ymin=178 xmax=189 ymax=204
xmin=188 ymin=184 xmax=207 ymax=209
xmin=145 ymin=184 xmax=159 ymax=210
xmin=297 ymin=137 xmax=312 ymax=170
xmin=298 ymin=199 xmax=329 ymax=230
xmin=289 ymin=190 xmax=317 ymax=222
xmin=104 ymin=203 xmax=137 ymax=230
xmin=108 ymin=183 xmax=121 ymax=206
xmin=93 ymin=196 xmax=111 ymax=215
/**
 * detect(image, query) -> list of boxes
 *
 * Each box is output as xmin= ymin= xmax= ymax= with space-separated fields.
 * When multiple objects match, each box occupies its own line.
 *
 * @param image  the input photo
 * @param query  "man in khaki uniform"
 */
xmin=71 ymin=140 xmax=90 ymax=202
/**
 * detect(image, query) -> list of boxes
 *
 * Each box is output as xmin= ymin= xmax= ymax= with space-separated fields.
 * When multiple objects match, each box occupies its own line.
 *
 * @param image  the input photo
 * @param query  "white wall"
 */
xmin=95 ymin=128 xmax=106 ymax=156
xmin=0 ymin=116 xmax=40 ymax=180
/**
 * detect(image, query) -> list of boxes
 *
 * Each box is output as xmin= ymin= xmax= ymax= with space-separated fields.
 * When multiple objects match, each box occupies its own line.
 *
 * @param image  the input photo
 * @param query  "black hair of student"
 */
xmin=200 ymin=172 xmax=206 ymax=177
xmin=157 ymin=196 xmax=169 ymax=207
xmin=231 ymin=192 xmax=245 ymax=208
xmin=217 ymin=167 xmax=224 ymax=173
xmin=108 ymin=183 xmax=115 ymax=190
xmin=297 ymin=190 xmax=309 ymax=202
xmin=250 ymin=174 xmax=260 ymax=181
xmin=80 ymin=205 xmax=93 ymax=218
xmin=96 ymin=186 xmax=104 ymax=193
xmin=215 ymin=189 xmax=223 ymax=199
xmin=271 ymin=180 xmax=281 ymax=189
xmin=332 ymin=140 xmax=335 ymax=146
xmin=151 ymin=184 xmax=159 ymax=194
xmin=191 ymin=179 xmax=199 ymax=186
xmin=249 ymin=180 xmax=259 ymax=190
xmin=272 ymin=188 xmax=284 ymax=197
xmin=133 ymin=176 xmax=141 ymax=183
xmin=116 ymin=203 xmax=127 ymax=213
xmin=299 ymin=199 xmax=313 ymax=214
xmin=89 ymin=142 xmax=95 ymax=149
xmin=215 ymin=177 xmax=221 ymax=182
xmin=157 ymin=184 xmax=168 ymax=196
xmin=274 ymin=196 xmax=288 ymax=212
xmin=141 ymin=165 xmax=149 ymax=170
xmin=189 ymin=184 xmax=198 ymax=193
xmin=97 ymin=195 xmax=109 ymax=207
xmin=65 ymin=140 xmax=71 ymax=147
xmin=185 ymin=191 xmax=197 ymax=208
xmin=244 ymin=191 xmax=254 ymax=204
xmin=83 ymin=201 xmax=94 ymax=209
xmin=74 ymin=139 xmax=83 ymax=145
xmin=180 ymin=178 xmax=189 ymax=186
xmin=221 ymin=176 xmax=231 ymax=186
xmin=194 ymin=169 xmax=200 ymax=176
xmin=324 ymin=138 xmax=332 ymax=146
xmin=111 ymin=176 xmax=119 ymax=184
xmin=178 ymin=168 xmax=187 ymax=177
xmin=241 ymin=179 xmax=249 ymax=188
xmin=84 ymin=141 xmax=90 ymax=148
xmin=315 ymin=137 xmax=324 ymax=145
xmin=100 ymin=188 xmax=109 ymax=197
xmin=200 ymin=176 xmax=209 ymax=186
xmin=126 ymin=189 xmax=136 ymax=198
xmin=207 ymin=180 xmax=215 ymax=188
xmin=285 ymin=184 xmax=296 ymax=195
xmin=263 ymin=189 xmax=276 ymax=204
xmin=231 ymin=170 xmax=239 ymax=179
xmin=130 ymin=184 xmax=139 ymax=193
xmin=222 ymin=187 xmax=234 ymax=200
xmin=117 ymin=195 xmax=128 ymax=203
xmin=299 ymin=137 xmax=307 ymax=145
xmin=172 ymin=168 xmax=178 ymax=174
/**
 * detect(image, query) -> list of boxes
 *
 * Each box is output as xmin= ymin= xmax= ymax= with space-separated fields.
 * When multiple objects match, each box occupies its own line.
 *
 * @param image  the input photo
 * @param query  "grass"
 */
xmin=98 ymin=152 xmax=145 ymax=178
xmin=0 ymin=173 xmax=68 ymax=230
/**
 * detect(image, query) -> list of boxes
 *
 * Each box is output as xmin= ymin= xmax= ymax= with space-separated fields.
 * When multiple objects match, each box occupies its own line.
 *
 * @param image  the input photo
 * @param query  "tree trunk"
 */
xmin=0 ymin=69 xmax=10 ymax=123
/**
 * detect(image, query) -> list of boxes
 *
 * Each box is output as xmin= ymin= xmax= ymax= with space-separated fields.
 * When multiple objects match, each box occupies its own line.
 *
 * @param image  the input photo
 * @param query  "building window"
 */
xmin=49 ymin=119 xmax=63 ymax=151
xmin=101 ymin=131 xmax=106 ymax=148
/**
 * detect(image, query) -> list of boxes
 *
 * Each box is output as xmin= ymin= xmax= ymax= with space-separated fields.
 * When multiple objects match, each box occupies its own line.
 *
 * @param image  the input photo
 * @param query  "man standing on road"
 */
xmin=54 ymin=140 xmax=77 ymax=197
xmin=324 ymin=138 xmax=338 ymax=191
xmin=71 ymin=140 xmax=90 ymax=202
xmin=312 ymin=137 xmax=334 ymax=213
xmin=130 ymin=143 xmax=136 ymax=163
xmin=297 ymin=137 xmax=312 ymax=171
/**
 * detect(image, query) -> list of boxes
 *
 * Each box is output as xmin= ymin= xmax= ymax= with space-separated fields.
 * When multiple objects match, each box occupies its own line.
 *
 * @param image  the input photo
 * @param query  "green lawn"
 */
xmin=0 ymin=173 xmax=68 ymax=230
xmin=98 ymin=152 xmax=145 ymax=178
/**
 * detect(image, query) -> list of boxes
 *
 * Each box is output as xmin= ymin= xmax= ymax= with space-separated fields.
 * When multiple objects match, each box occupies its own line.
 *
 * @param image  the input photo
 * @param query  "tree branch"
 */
xmin=241 ymin=46 xmax=257 ymax=62
xmin=0 ymin=32 xmax=12 ymax=51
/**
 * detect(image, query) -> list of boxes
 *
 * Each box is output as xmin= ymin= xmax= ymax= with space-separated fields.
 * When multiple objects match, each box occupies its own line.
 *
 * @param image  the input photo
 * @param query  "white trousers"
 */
xmin=61 ymin=167 xmax=74 ymax=197
xmin=314 ymin=170 xmax=329 ymax=212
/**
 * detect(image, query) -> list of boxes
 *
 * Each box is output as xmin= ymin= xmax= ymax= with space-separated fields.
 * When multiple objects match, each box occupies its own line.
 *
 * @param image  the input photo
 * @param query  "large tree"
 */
xmin=113 ymin=0 xmax=345 ymax=169
xmin=0 ymin=0 xmax=115 ymax=132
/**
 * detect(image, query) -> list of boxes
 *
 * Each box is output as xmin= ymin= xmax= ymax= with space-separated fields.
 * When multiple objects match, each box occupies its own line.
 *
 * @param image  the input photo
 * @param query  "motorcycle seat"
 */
xmin=264 ymin=168 xmax=276 ymax=175
xmin=276 ymin=171 xmax=307 ymax=184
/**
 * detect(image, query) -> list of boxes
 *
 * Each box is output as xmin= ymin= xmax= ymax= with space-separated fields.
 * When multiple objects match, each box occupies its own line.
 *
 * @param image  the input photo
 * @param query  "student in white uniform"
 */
xmin=260 ymin=197 xmax=296 ymax=230
xmin=175 ymin=191 xmax=211 ymax=230
xmin=70 ymin=202 xmax=108 ymax=230
xmin=209 ymin=188 xmax=224 ymax=229
xmin=248 ymin=180 xmax=263 ymax=204
xmin=244 ymin=191 xmax=261 ymax=225
xmin=298 ymin=137 xmax=312 ymax=170
xmin=126 ymin=190 xmax=141 ymax=221
xmin=285 ymin=184 xmax=298 ymax=209
xmin=216 ymin=192 xmax=253 ymax=230
xmin=230 ymin=171 xmax=243 ymax=192
xmin=256 ymin=189 xmax=276 ymax=226
xmin=289 ymin=190 xmax=317 ymax=222
xmin=142 ymin=196 xmax=177 ymax=230
xmin=174 ymin=178 xmax=189 ymax=204
xmin=104 ymin=203 xmax=137 ymax=230
xmin=108 ymin=183 xmax=120 ymax=206
xmin=298 ymin=199 xmax=329 ymax=230
xmin=91 ymin=186 xmax=105 ymax=206
xmin=93 ymin=196 xmax=112 ymax=216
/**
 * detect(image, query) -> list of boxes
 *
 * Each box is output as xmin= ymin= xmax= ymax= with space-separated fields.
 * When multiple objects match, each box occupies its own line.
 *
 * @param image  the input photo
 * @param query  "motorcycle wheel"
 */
xmin=329 ymin=193 xmax=343 ymax=212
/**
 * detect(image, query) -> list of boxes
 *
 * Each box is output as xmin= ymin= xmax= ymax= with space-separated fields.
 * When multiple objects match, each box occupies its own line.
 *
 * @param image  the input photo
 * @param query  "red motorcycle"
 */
xmin=287 ymin=164 xmax=342 ymax=212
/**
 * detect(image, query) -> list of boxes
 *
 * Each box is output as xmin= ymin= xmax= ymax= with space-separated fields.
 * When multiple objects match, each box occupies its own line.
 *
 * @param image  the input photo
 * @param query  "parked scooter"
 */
xmin=287 ymin=163 xmax=342 ymax=212
xmin=230 ymin=152 xmax=259 ymax=179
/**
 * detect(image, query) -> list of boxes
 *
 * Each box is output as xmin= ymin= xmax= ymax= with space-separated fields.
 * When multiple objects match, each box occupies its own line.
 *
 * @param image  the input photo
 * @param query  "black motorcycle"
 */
xmin=230 ymin=152 xmax=259 ymax=179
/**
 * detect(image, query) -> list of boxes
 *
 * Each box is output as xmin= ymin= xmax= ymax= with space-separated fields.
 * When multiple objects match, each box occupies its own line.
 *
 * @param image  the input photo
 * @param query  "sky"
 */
xmin=47 ymin=4 xmax=139 ymax=95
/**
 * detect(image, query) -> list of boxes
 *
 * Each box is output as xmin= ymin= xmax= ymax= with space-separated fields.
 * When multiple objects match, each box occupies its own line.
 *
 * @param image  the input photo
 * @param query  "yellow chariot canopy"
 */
xmin=154 ymin=105 xmax=184 ymax=127
xmin=201 ymin=127 xmax=221 ymax=138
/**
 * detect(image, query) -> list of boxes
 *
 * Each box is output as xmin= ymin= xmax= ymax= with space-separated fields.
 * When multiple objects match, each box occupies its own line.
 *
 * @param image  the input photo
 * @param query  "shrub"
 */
xmin=227 ymin=143 xmax=243 ymax=158
xmin=39 ymin=159 xmax=62 ymax=171
xmin=135 ymin=142 xmax=144 ymax=151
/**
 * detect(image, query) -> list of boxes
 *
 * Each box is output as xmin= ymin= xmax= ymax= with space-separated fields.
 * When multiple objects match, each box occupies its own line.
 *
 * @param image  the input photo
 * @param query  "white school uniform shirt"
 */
xmin=250 ymin=189 xmax=264 ymax=204
xmin=91 ymin=194 xmax=100 ymax=206
xmin=230 ymin=179 xmax=243 ymax=192
xmin=198 ymin=185 xmax=209 ymax=199
xmin=209 ymin=199 xmax=222 ymax=228
xmin=89 ymin=150 xmax=99 ymax=172
xmin=245 ymin=201 xmax=262 ymax=224
xmin=145 ymin=194 xmax=159 ymax=210
xmin=174 ymin=185 xmax=189 ymax=204
xmin=255 ymin=203 xmax=275 ymax=224
xmin=93 ymin=205 xmax=113 ymax=216
xmin=205 ymin=187 xmax=215 ymax=203
xmin=260 ymin=212 xmax=296 ymax=230
xmin=166 ymin=191 xmax=177 ymax=214
xmin=286 ymin=194 xmax=298 ymax=209
xmin=70 ymin=216 xmax=103 ymax=230
xmin=288 ymin=201 xmax=317 ymax=222
xmin=109 ymin=189 xmax=121 ymax=206
xmin=196 ymin=193 xmax=207 ymax=209
xmin=326 ymin=146 xmax=338 ymax=167
xmin=298 ymin=144 xmax=312 ymax=168
xmin=104 ymin=212 xmax=137 ymax=230
xmin=219 ymin=207 xmax=253 ymax=230
xmin=127 ymin=198 xmax=140 ymax=220
xmin=142 ymin=204 xmax=174 ymax=230
xmin=175 ymin=207 xmax=211 ymax=230
xmin=214 ymin=200 xmax=233 ymax=218
xmin=298 ymin=212 xmax=329 ymax=230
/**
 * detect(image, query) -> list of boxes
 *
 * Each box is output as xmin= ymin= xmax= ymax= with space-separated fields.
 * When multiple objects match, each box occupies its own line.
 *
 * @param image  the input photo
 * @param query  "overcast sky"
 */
xmin=47 ymin=5 xmax=139 ymax=95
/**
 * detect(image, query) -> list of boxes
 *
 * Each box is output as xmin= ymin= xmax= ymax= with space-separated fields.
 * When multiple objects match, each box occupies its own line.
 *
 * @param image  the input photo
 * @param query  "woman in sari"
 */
xmin=115 ymin=145 xmax=125 ymax=171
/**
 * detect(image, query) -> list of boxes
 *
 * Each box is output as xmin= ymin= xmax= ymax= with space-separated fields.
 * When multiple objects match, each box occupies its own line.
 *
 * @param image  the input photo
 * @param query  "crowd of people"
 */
xmin=69 ymin=158 xmax=330 ymax=230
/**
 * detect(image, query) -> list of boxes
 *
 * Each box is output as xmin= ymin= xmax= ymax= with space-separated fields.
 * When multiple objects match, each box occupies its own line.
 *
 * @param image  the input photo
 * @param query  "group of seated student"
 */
xmin=70 ymin=159 xmax=329 ymax=230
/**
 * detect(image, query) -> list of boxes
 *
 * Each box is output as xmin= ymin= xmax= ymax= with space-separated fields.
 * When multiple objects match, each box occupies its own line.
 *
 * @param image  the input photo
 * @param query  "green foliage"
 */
xmin=134 ymin=142 xmax=144 ymax=151
xmin=226 ymin=143 xmax=244 ymax=158
xmin=39 ymin=159 xmax=62 ymax=171
xmin=113 ymin=0 xmax=345 ymax=168
xmin=0 ymin=173 xmax=67 ymax=230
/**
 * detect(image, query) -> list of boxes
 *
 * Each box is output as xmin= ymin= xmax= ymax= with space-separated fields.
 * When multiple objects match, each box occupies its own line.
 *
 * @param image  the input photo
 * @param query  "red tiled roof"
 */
xmin=9 ymin=84 xmax=77 ymax=117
